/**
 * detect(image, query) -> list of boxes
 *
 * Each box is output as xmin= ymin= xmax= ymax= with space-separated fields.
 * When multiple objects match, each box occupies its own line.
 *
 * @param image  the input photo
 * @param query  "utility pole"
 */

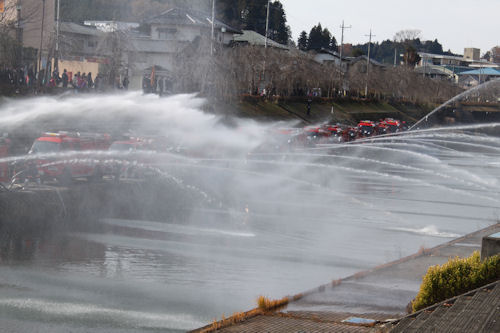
xmin=265 ymin=0 xmax=270 ymax=49
xmin=393 ymin=48 xmax=397 ymax=67
xmin=55 ymin=0 xmax=60 ymax=71
xmin=16 ymin=1 xmax=22 ymax=65
xmin=262 ymin=0 xmax=271 ymax=88
xmin=339 ymin=20 xmax=351 ymax=62
xmin=38 ymin=0 xmax=46 ymax=89
xmin=210 ymin=0 xmax=215 ymax=55
xmin=339 ymin=20 xmax=351 ymax=95
xmin=364 ymin=29 xmax=375 ymax=97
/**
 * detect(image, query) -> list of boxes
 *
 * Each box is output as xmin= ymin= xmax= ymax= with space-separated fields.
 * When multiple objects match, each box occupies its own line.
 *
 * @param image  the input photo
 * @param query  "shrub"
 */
xmin=412 ymin=251 xmax=500 ymax=312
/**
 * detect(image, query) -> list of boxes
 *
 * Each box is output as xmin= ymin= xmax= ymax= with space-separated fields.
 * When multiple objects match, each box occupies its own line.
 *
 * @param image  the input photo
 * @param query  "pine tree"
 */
xmin=329 ymin=36 xmax=337 ymax=52
xmin=298 ymin=31 xmax=308 ymax=51
xmin=216 ymin=0 xmax=247 ymax=29
xmin=307 ymin=23 xmax=322 ymax=50
xmin=268 ymin=1 xmax=290 ymax=45
xmin=307 ymin=23 xmax=332 ymax=51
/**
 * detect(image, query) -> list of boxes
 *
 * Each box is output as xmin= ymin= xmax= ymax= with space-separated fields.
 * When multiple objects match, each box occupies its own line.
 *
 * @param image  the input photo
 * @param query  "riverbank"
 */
xmin=191 ymin=223 xmax=500 ymax=332
xmin=0 ymin=90 xmax=435 ymax=127
xmin=215 ymin=96 xmax=435 ymax=125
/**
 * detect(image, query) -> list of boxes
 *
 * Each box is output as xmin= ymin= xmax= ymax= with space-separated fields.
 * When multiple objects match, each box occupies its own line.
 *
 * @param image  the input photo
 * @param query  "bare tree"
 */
xmin=394 ymin=29 xmax=422 ymax=44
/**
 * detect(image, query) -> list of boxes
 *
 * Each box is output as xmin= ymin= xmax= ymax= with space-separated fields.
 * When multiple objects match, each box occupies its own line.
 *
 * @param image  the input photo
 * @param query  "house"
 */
xmin=121 ymin=7 xmax=241 ymax=90
xmin=145 ymin=7 xmax=240 ymax=46
xmin=414 ymin=65 xmax=456 ymax=81
xmin=313 ymin=48 xmax=344 ymax=67
xmin=457 ymin=67 xmax=500 ymax=87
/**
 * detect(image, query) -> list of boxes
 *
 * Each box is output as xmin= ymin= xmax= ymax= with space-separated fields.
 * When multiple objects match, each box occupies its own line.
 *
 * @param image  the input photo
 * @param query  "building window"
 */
xmin=157 ymin=27 xmax=177 ymax=40
xmin=87 ymin=40 xmax=97 ymax=48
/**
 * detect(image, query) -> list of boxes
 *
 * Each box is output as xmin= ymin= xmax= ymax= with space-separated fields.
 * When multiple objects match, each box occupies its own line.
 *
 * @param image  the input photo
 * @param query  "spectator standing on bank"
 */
xmin=123 ymin=75 xmax=129 ymax=90
xmin=87 ymin=72 xmax=93 ymax=89
xmin=158 ymin=78 xmax=163 ymax=96
xmin=62 ymin=69 xmax=68 ymax=88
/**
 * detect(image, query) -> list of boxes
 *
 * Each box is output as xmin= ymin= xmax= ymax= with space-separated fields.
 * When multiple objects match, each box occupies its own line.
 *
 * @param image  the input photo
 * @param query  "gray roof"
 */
xmin=145 ymin=7 xmax=241 ymax=34
xmin=317 ymin=48 xmax=343 ymax=59
xmin=233 ymin=30 xmax=289 ymax=50
xmin=60 ymin=22 xmax=103 ymax=37
xmin=415 ymin=65 xmax=454 ymax=76
xmin=349 ymin=55 xmax=385 ymax=67
xmin=390 ymin=280 xmax=500 ymax=332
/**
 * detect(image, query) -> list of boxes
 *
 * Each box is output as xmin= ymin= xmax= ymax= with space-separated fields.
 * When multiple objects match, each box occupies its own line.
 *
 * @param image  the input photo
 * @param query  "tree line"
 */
xmin=298 ymin=26 xmax=455 ymax=65
xmin=216 ymin=0 xmax=290 ymax=45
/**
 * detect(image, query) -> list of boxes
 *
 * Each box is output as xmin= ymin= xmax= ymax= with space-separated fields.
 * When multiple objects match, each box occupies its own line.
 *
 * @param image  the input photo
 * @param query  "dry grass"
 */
xmin=332 ymin=279 xmax=342 ymax=286
xmin=257 ymin=295 xmax=290 ymax=312
xmin=200 ymin=311 xmax=249 ymax=333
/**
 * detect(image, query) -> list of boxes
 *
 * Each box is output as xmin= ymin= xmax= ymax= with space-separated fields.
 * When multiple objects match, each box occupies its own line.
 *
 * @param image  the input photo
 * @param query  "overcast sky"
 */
xmin=281 ymin=0 xmax=500 ymax=55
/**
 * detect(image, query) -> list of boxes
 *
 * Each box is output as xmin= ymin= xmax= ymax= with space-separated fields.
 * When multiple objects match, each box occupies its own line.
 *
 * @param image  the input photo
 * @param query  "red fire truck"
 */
xmin=28 ymin=131 xmax=111 ymax=184
xmin=357 ymin=120 xmax=377 ymax=138
xmin=0 ymin=136 xmax=10 ymax=183
xmin=380 ymin=118 xmax=405 ymax=134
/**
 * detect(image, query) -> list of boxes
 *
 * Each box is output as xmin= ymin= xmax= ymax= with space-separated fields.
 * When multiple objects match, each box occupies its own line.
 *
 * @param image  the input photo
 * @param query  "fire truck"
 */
xmin=379 ymin=118 xmax=406 ymax=134
xmin=0 ymin=135 xmax=10 ymax=183
xmin=357 ymin=120 xmax=377 ymax=138
xmin=28 ymin=131 xmax=111 ymax=184
xmin=322 ymin=124 xmax=344 ymax=143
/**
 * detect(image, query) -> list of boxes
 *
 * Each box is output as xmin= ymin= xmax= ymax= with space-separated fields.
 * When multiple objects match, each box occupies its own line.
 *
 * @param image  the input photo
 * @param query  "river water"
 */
xmin=1 ymin=89 xmax=500 ymax=332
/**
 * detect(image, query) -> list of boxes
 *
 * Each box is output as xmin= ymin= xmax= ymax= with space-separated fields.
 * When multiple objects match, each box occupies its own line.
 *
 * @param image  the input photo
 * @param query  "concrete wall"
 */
xmin=464 ymin=48 xmax=480 ymax=61
xmin=58 ymin=59 xmax=99 ymax=78
xmin=481 ymin=232 xmax=500 ymax=260
xmin=20 ymin=0 xmax=55 ymax=51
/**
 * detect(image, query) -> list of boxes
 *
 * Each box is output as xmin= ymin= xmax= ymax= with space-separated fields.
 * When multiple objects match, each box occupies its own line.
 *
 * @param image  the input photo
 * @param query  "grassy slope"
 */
xmin=218 ymin=99 xmax=435 ymax=126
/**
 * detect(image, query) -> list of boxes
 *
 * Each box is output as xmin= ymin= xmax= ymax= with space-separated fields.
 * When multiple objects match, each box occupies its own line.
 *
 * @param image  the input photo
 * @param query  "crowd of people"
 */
xmin=0 ymin=67 xmax=37 ymax=90
xmin=0 ymin=66 xmax=130 ymax=94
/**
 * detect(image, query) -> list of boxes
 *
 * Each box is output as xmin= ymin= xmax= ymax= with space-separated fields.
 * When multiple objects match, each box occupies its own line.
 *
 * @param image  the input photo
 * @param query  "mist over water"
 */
xmin=1 ymin=85 xmax=500 ymax=331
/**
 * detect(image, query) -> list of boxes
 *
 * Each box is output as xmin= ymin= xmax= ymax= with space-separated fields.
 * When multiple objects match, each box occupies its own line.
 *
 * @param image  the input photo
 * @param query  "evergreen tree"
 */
xmin=307 ymin=24 xmax=323 ymax=50
xmin=218 ymin=0 xmax=290 ymax=45
xmin=267 ymin=1 xmax=290 ymax=45
xmin=242 ymin=0 xmax=268 ymax=35
xmin=298 ymin=31 xmax=308 ymax=51
xmin=306 ymin=23 xmax=332 ymax=51
xmin=216 ymin=0 xmax=247 ymax=29
xmin=329 ymin=36 xmax=337 ymax=52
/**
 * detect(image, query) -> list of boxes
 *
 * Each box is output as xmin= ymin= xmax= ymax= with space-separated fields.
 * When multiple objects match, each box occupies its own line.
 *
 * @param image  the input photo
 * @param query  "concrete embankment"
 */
xmin=191 ymin=223 xmax=500 ymax=333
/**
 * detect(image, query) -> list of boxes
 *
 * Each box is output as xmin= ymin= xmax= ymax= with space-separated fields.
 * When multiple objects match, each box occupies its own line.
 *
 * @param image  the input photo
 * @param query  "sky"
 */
xmin=281 ymin=0 xmax=500 ymax=55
